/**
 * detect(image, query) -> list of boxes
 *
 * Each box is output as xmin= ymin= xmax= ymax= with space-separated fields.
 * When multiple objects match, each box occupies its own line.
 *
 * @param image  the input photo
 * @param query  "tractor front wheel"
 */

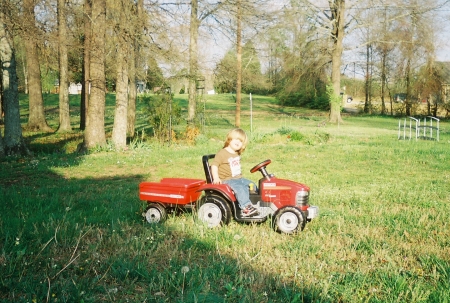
xmin=273 ymin=207 xmax=306 ymax=234
xmin=143 ymin=203 xmax=167 ymax=224
xmin=197 ymin=194 xmax=232 ymax=228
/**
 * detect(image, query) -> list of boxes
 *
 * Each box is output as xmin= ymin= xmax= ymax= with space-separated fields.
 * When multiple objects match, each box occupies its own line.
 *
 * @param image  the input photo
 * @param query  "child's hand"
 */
xmin=213 ymin=178 xmax=222 ymax=184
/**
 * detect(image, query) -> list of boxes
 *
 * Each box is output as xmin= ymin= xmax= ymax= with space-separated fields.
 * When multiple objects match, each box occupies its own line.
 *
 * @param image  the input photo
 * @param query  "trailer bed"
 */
xmin=139 ymin=178 xmax=205 ymax=205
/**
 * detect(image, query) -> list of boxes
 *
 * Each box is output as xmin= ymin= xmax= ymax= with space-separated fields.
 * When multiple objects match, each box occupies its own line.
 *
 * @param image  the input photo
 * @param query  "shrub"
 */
xmin=141 ymin=93 xmax=182 ymax=143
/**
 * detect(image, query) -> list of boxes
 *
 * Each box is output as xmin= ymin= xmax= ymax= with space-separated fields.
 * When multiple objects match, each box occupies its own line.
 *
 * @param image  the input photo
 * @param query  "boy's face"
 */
xmin=228 ymin=138 xmax=243 ymax=152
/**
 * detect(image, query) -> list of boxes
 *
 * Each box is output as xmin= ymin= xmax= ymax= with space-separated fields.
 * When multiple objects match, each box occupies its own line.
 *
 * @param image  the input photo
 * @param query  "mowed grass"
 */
xmin=1 ymin=93 xmax=450 ymax=302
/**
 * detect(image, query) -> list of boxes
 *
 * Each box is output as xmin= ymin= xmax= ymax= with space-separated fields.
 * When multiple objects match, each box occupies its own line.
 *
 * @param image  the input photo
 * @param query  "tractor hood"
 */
xmin=260 ymin=177 xmax=310 ymax=209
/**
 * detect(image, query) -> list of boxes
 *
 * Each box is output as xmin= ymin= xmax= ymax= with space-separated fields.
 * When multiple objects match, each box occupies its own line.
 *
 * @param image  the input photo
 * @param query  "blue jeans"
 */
xmin=223 ymin=178 xmax=256 ymax=209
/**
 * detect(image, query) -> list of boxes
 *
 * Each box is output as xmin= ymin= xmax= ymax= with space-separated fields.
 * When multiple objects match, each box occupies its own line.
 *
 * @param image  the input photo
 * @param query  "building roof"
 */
xmin=434 ymin=61 xmax=450 ymax=85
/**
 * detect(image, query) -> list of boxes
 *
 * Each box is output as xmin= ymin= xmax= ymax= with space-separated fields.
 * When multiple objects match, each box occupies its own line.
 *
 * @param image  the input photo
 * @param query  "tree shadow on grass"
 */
xmin=0 ymin=152 xmax=324 ymax=303
xmin=22 ymin=131 xmax=84 ymax=154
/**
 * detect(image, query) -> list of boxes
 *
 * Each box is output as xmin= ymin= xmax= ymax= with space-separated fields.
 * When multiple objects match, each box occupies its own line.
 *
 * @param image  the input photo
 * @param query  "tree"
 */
xmin=235 ymin=0 xmax=242 ymax=127
xmin=241 ymin=41 xmax=267 ymax=93
xmin=187 ymin=0 xmax=226 ymax=124
xmin=214 ymin=50 xmax=236 ymax=93
xmin=373 ymin=6 xmax=396 ymax=115
xmin=127 ymin=0 xmax=145 ymax=137
xmin=0 ymin=131 xmax=3 ymax=157
xmin=415 ymin=61 xmax=442 ymax=116
xmin=327 ymin=0 xmax=346 ymax=123
xmin=82 ymin=0 xmax=106 ymax=150
xmin=22 ymin=0 xmax=52 ymax=131
xmin=222 ymin=0 xmax=272 ymax=127
xmin=389 ymin=1 xmax=426 ymax=116
xmin=187 ymin=0 xmax=200 ymax=124
xmin=127 ymin=47 xmax=137 ymax=137
xmin=111 ymin=0 xmax=131 ymax=149
xmin=358 ymin=0 xmax=448 ymax=116
xmin=263 ymin=2 xmax=329 ymax=109
xmin=145 ymin=57 xmax=164 ymax=90
xmin=0 ymin=15 xmax=30 ymax=156
xmin=57 ymin=0 xmax=72 ymax=132
xmin=80 ymin=0 xmax=91 ymax=131
xmin=214 ymin=42 xmax=267 ymax=94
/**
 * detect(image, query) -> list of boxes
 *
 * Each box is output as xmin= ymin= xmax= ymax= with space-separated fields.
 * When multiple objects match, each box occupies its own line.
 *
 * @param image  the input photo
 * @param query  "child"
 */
xmin=211 ymin=128 xmax=259 ymax=217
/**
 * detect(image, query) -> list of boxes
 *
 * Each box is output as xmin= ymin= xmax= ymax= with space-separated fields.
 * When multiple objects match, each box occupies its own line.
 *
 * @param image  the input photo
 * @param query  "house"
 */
xmin=434 ymin=61 xmax=450 ymax=103
xmin=69 ymin=83 xmax=82 ymax=94
xmin=137 ymin=81 xmax=146 ymax=93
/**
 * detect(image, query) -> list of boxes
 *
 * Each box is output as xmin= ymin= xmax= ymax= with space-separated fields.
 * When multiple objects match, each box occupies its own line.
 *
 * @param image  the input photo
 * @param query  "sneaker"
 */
xmin=241 ymin=205 xmax=259 ymax=217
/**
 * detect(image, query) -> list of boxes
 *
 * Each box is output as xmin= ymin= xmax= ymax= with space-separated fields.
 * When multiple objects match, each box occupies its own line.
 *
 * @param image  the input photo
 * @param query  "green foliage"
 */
xmin=275 ymin=73 xmax=330 ymax=110
xmin=264 ymin=127 xmax=330 ymax=145
xmin=145 ymin=57 xmax=165 ymax=90
xmin=40 ymin=66 xmax=57 ymax=94
xmin=326 ymin=80 xmax=342 ymax=108
xmin=214 ymin=42 xmax=270 ymax=94
xmin=214 ymin=50 xmax=237 ymax=94
xmin=276 ymin=90 xmax=330 ymax=110
xmin=341 ymin=77 xmax=367 ymax=99
xmin=141 ymin=92 xmax=181 ymax=142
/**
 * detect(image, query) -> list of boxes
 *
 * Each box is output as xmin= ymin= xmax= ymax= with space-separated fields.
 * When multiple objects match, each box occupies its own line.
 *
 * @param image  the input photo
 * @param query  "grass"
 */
xmin=1 ymin=93 xmax=450 ymax=302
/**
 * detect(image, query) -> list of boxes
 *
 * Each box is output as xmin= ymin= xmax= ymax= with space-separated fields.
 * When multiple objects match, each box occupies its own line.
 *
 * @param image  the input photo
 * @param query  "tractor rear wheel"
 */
xmin=143 ymin=203 xmax=167 ymax=224
xmin=197 ymin=194 xmax=232 ymax=228
xmin=273 ymin=207 xmax=306 ymax=234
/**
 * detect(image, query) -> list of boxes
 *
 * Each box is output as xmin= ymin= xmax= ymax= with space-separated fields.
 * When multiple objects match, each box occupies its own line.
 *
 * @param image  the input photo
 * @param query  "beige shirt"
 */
xmin=211 ymin=149 xmax=242 ymax=181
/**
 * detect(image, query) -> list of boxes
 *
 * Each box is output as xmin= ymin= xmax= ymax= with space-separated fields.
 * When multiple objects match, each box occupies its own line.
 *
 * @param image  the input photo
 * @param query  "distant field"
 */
xmin=1 ymin=93 xmax=449 ymax=302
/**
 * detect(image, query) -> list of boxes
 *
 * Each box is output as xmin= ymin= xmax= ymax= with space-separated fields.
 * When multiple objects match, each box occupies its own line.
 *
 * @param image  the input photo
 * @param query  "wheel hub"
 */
xmin=146 ymin=208 xmax=161 ymax=223
xmin=279 ymin=212 xmax=298 ymax=232
xmin=198 ymin=203 xmax=222 ymax=228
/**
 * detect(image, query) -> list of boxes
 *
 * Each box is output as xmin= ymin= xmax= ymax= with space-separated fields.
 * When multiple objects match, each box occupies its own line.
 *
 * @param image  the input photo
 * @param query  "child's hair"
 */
xmin=223 ymin=128 xmax=248 ymax=155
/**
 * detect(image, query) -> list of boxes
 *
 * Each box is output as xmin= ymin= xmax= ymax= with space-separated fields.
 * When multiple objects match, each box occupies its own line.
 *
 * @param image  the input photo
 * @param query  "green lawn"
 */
xmin=1 ymin=93 xmax=449 ymax=302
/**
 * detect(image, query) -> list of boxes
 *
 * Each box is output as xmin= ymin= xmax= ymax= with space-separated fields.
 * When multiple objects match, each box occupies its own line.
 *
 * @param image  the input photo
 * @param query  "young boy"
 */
xmin=211 ymin=128 xmax=259 ymax=217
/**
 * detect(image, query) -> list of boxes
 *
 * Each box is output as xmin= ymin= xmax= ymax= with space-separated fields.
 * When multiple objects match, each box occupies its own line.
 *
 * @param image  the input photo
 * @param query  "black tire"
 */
xmin=197 ymin=194 xmax=232 ymax=228
xmin=143 ymin=203 xmax=167 ymax=224
xmin=273 ymin=207 xmax=306 ymax=234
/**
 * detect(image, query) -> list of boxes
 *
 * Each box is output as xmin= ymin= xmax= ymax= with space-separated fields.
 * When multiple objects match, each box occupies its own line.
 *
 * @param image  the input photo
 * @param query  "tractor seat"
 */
xmin=202 ymin=154 xmax=216 ymax=184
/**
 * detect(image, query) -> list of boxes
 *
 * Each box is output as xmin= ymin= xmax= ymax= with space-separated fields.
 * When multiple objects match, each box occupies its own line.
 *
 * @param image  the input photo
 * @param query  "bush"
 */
xmin=289 ymin=131 xmax=304 ymax=142
xmin=141 ymin=93 xmax=182 ymax=143
xmin=276 ymin=91 xmax=329 ymax=110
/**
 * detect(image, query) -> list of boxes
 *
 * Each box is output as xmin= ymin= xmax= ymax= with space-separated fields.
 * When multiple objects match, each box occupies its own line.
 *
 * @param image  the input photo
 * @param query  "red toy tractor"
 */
xmin=139 ymin=154 xmax=318 ymax=234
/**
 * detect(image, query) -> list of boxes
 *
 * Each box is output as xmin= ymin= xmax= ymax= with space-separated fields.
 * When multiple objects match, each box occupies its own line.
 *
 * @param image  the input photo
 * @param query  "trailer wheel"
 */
xmin=143 ymin=203 xmax=167 ymax=224
xmin=273 ymin=207 xmax=305 ymax=234
xmin=198 ymin=195 xmax=232 ymax=228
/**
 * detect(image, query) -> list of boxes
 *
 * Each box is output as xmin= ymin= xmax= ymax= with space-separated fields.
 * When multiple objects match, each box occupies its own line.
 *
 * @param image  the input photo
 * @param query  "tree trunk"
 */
xmin=111 ymin=44 xmax=128 ymax=149
xmin=23 ymin=0 xmax=51 ymax=132
xmin=80 ymin=0 xmax=91 ymax=131
xmin=0 ymin=18 xmax=30 ymax=156
xmin=0 ymin=57 xmax=3 ymax=156
xmin=380 ymin=51 xmax=387 ymax=115
xmin=0 ymin=69 xmax=3 ymax=123
xmin=111 ymin=1 xmax=129 ymax=150
xmin=329 ymin=0 xmax=345 ymax=124
xmin=405 ymin=58 xmax=412 ymax=116
xmin=432 ymin=99 xmax=437 ymax=117
xmin=187 ymin=0 xmax=199 ymax=124
xmin=22 ymin=55 xmax=28 ymax=94
xmin=235 ymin=0 xmax=242 ymax=128
xmin=57 ymin=0 xmax=72 ymax=132
xmin=127 ymin=0 xmax=143 ymax=137
xmin=0 ymin=131 xmax=4 ymax=157
xmin=127 ymin=49 xmax=136 ymax=137
xmin=364 ymin=43 xmax=371 ymax=114
xmin=82 ymin=0 xmax=106 ymax=150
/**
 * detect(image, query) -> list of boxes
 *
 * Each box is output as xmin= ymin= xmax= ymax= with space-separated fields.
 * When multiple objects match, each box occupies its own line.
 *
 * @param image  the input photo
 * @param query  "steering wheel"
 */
xmin=250 ymin=159 xmax=271 ymax=173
